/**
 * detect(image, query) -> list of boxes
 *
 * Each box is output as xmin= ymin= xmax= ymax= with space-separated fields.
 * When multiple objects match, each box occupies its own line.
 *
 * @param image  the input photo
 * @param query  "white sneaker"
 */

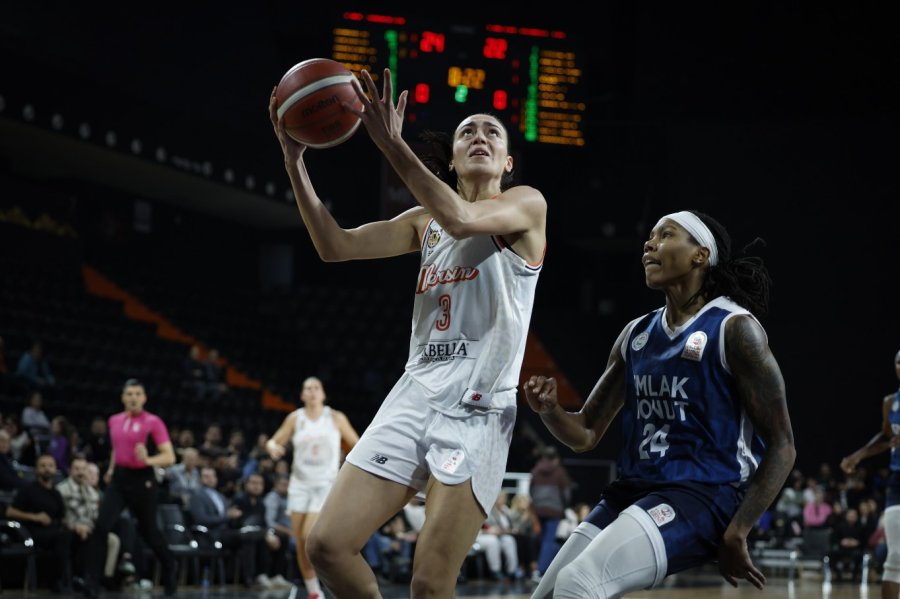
xmin=270 ymin=574 xmax=292 ymax=588
xmin=256 ymin=573 xmax=274 ymax=589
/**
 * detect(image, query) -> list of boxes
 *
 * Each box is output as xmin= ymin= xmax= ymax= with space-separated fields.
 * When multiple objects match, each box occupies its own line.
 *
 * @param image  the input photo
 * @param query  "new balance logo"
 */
xmin=370 ymin=454 xmax=389 ymax=465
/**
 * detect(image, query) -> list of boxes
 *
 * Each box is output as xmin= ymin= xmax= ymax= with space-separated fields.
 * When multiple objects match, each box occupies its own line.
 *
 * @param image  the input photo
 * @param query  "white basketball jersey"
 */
xmin=405 ymin=218 xmax=542 ymax=414
xmin=289 ymin=407 xmax=341 ymax=485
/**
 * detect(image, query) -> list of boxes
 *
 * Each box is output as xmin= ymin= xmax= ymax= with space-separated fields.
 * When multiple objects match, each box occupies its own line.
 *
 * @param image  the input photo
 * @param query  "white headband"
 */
xmin=657 ymin=211 xmax=719 ymax=266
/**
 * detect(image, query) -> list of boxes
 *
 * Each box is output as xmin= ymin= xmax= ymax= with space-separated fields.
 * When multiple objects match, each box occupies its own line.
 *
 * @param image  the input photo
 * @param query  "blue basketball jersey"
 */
xmin=619 ymin=296 xmax=765 ymax=484
xmin=889 ymin=391 xmax=900 ymax=472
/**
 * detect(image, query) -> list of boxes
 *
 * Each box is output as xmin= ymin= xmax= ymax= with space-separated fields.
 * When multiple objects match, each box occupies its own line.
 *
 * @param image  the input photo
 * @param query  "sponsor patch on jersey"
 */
xmin=647 ymin=503 xmax=676 ymax=527
xmin=681 ymin=331 xmax=708 ymax=361
xmin=440 ymin=449 xmax=465 ymax=474
xmin=427 ymin=228 xmax=442 ymax=249
xmin=631 ymin=332 xmax=649 ymax=351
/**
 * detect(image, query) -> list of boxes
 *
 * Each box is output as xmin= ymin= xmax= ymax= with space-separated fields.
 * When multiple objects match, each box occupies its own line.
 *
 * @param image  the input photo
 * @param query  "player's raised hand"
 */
xmin=269 ymin=86 xmax=306 ymax=163
xmin=350 ymin=68 xmax=408 ymax=148
xmin=523 ymin=375 xmax=559 ymax=414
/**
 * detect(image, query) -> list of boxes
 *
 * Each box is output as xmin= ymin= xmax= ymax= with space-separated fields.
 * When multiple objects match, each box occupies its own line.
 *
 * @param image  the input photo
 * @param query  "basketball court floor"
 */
xmin=0 ymin=573 xmax=881 ymax=598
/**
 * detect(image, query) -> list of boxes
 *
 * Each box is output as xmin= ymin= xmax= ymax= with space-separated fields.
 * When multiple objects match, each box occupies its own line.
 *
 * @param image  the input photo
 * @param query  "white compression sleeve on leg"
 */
xmin=531 ymin=521 xmax=601 ymax=599
xmin=553 ymin=505 xmax=667 ymax=599
xmin=883 ymin=505 xmax=900 ymax=584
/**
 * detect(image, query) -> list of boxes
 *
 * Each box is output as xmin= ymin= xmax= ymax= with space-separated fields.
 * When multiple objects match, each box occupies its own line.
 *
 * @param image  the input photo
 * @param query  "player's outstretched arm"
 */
xmin=524 ymin=325 xmax=628 ymax=453
xmin=718 ymin=315 xmax=795 ymax=590
xmin=270 ymin=86 xmax=427 ymax=261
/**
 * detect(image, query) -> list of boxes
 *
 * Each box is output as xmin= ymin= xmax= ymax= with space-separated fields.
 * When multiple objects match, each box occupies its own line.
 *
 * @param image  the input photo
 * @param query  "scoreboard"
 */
xmin=331 ymin=11 xmax=586 ymax=147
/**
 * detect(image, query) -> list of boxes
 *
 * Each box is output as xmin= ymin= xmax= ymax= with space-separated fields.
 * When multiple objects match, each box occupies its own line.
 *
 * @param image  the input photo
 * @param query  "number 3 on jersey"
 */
xmin=638 ymin=423 xmax=670 ymax=459
xmin=436 ymin=294 xmax=451 ymax=331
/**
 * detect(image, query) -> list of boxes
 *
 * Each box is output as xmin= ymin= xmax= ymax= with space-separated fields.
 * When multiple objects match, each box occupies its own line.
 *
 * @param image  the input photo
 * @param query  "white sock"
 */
xmin=304 ymin=577 xmax=322 ymax=595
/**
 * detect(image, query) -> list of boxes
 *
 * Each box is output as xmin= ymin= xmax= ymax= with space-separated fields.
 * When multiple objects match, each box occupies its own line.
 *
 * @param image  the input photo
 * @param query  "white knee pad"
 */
xmin=883 ymin=506 xmax=900 ymax=583
xmin=553 ymin=505 xmax=667 ymax=599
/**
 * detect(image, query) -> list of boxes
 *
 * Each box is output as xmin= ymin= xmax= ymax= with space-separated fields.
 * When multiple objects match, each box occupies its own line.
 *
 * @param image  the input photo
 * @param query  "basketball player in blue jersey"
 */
xmin=524 ymin=210 xmax=796 ymax=598
xmin=841 ymin=349 xmax=900 ymax=599
xmin=269 ymin=67 xmax=546 ymax=599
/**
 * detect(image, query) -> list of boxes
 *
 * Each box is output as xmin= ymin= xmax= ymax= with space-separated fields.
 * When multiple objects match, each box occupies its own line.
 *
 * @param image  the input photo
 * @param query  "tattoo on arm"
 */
xmin=726 ymin=316 xmax=796 ymax=533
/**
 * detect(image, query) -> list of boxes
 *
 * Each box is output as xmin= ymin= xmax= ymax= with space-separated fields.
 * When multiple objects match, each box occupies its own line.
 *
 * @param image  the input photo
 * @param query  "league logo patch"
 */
xmin=893 ymin=400 xmax=899 ymax=412
xmin=440 ymin=449 xmax=465 ymax=474
xmin=427 ymin=229 xmax=442 ymax=249
xmin=631 ymin=332 xmax=649 ymax=351
xmin=647 ymin=503 xmax=676 ymax=527
xmin=681 ymin=331 xmax=707 ymax=361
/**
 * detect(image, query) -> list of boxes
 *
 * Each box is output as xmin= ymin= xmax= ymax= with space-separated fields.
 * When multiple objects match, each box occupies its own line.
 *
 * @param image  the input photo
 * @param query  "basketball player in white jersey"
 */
xmin=265 ymin=377 xmax=359 ymax=599
xmin=269 ymin=66 xmax=546 ymax=598
xmin=524 ymin=211 xmax=796 ymax=598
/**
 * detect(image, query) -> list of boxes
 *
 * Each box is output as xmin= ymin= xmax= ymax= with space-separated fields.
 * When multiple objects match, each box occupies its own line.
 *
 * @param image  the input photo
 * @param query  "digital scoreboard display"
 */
xmin=331 ymin=11 xmax=586 ymax=147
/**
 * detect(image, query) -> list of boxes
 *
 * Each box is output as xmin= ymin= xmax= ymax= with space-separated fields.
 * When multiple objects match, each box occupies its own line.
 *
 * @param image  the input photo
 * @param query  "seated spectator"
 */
xmin=262 ymin=474 xmax=293 ymax=587
xmin=803 ymin=487 xmax=833 ymax=528
xmin=165 ymin=447 xmax=201 ymax=508
xmin=189 ymin=466 xmax=255 ymax=586
xmin=48 ymin=415 xmax=74 ymax=475
xmin=0 ymin=428 xmax=26 ymax=491
xmin=227 ymin=430 xmax=249 ymax=471
xmin=4 ymin=416 xmax=32 ymax=465
xmin=57 ymin=456 xmax=122 ymax=587
xmin=200 ymin=422 xmax=224 ymax=454
xmin=232 ymin=473 xmax=282 ymax=589
xmin=21 ymin=390 xmax=51 ymax=455
xmin=771 ymin=469 xmax=806 ymax=545
xmin=213 ymin=451 xmax=242 ymax=498
xmin=831 ymin=507 xmax=866 ymax=581
xmin=858 ymin=497 xmax=880 ymax=543
xmin=242 ymin=433 xmax=271 ymax=481
xmin=175 ymin=428 xmax=196 ymax=454
xmin=476 ymin=490 xmax=521 ymax=580
xmin=16 ymin=339 xmax=56 ymax=393
xmin=366 ymin=512 xmax=415 ymax=583
xmin=5 ymin=454 xmax=73 ymax=592
xmin=508 ymin=493 xmax=540 ymax=580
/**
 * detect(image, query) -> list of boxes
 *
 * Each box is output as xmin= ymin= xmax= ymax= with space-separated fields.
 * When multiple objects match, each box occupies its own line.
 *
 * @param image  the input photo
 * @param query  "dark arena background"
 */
xmin=0 ymin=2 xmax=897 ymax=598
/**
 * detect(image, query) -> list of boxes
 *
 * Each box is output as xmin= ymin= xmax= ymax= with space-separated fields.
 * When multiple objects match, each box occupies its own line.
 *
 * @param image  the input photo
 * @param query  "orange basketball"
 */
xmin=275 ymin=58 xmax=363 ymax=149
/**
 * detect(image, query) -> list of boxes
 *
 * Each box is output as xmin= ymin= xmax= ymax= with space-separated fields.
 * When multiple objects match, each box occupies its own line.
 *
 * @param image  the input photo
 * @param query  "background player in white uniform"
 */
xmin=269 ymin=66 xmax=546 ymax=598
xmin=525 ymin=210 xmax=796 ymax=598
xmin=265 ymin=376 xmax=359 ymax=599
xmin=840 ymin=349 xmax=900 ymax=599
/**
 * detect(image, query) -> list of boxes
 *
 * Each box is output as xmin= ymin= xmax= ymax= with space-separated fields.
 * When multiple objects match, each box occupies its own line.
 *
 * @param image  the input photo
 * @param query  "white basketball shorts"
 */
xmin=287 ymin=481 xmax=333 ymax=514
xmin=346 ymin=372 xmax=516 ymax=515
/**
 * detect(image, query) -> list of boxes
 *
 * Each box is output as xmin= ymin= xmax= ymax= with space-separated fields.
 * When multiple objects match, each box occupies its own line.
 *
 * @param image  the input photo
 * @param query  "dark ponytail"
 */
xmin=418 ymin=130 xmax=455 ymax=188
xmin=689 ymin=211 xmax=772 ymax=318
